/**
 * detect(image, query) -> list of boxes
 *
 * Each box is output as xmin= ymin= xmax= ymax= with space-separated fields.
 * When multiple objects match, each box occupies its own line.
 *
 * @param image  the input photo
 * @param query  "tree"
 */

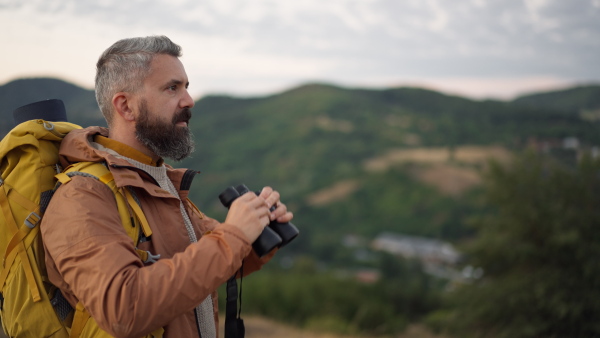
xmin=443 ymin=152 xmax=600 ymax=337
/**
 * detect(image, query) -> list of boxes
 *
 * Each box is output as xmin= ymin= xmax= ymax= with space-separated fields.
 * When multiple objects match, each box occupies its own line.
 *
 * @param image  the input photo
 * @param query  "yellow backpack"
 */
xmin=0 ymin=120 xmax=162 ymax=338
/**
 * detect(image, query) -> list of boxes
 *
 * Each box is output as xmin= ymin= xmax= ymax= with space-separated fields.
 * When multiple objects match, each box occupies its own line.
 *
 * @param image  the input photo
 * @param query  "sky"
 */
xmin=1 ymin=0 xmax=599 ymax=101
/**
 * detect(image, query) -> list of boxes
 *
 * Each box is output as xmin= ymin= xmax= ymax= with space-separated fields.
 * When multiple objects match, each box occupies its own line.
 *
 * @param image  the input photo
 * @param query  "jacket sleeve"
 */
xmin=41 ymin=176 xmax=254 ymax=338
xmin=186 ymin=199 xmax=277 ymax=278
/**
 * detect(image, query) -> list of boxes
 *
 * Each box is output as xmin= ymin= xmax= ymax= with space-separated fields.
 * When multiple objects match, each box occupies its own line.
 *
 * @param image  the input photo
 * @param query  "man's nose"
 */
xmin=181 ymin=89 xmax=195 ymax=109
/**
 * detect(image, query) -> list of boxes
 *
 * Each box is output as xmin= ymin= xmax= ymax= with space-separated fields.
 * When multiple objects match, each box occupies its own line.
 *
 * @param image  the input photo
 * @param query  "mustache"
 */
xmin=172 ymin=108 xmax=192 ymax=124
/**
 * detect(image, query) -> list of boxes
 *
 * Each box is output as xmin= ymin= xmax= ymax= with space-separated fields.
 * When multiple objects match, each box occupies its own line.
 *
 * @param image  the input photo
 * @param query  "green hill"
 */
xmin=2 ymin=78 xmax=600 ymax=260
xmin=513 ymin=84 xmax=600 ymax=113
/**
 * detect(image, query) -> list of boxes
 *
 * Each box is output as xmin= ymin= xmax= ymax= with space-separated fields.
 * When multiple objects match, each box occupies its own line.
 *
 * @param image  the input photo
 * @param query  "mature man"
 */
xmin=40 ymin=36 xmax=292 ymax=337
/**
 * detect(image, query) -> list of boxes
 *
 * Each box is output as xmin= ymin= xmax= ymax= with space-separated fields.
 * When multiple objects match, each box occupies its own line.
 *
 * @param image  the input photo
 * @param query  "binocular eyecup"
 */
xmin=219 ymin=184 xmax=299 ymax=257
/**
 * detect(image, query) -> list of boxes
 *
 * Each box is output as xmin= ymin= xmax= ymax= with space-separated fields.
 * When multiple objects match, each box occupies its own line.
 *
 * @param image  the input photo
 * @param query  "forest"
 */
xmin=2 ymin=78 xmax=600 ymax=337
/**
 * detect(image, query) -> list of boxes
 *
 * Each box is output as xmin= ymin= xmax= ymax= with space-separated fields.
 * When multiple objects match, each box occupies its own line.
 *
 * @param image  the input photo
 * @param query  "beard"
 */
xmin=135 ymin=99 xmax=195 ymax=161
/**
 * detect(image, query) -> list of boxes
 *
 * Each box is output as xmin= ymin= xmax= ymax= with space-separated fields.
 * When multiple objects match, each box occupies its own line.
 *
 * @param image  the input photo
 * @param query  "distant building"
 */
xmin=563 ymin=137 xmax=580 ymax=150
xmin=372 ymin=232 xmax=461 ymax=266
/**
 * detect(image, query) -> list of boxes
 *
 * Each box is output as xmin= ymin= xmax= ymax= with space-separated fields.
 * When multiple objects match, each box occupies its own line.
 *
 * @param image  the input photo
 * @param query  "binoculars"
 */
xmin=219 ymin=184 xmax=299 ymax=257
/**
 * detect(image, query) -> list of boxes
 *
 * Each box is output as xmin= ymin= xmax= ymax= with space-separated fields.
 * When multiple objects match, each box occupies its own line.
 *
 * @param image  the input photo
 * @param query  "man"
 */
xmin=40 ymin=35 xmax=293 ymax=337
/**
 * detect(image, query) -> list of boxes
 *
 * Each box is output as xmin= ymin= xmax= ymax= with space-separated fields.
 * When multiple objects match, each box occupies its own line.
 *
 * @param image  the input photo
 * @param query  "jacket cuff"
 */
xmin=209 ymin=223 xmax=253 ymax=257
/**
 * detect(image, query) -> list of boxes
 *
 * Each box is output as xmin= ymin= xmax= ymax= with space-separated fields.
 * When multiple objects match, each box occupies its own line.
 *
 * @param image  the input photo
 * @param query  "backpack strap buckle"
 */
xmin=24 ymin=212 xmax=41 ymax=229
xmin=42 ymin=120 xmax=55 ymax=131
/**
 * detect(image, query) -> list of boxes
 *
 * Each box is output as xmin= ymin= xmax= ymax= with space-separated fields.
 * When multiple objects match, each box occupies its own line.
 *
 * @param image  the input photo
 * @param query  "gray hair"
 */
xmin=95 ymin=36 xmax=182 ymax=126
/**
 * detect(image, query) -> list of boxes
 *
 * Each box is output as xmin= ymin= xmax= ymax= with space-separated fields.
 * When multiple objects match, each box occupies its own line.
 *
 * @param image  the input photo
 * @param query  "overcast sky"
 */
xmin=1 ymin=0 xmax=599 ymax=100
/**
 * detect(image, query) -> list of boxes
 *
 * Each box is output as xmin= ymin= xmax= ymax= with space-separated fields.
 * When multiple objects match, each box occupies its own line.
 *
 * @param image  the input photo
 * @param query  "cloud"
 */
xmin=0 ymin=0 xmax=598 ymax=99
xmin=426 ymin=0 xmax=450 ymax=32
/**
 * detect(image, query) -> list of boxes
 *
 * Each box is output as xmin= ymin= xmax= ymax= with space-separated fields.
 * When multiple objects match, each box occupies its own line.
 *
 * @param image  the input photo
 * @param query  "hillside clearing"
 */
xmin=363 ymin=145 xmax=512 ymax=172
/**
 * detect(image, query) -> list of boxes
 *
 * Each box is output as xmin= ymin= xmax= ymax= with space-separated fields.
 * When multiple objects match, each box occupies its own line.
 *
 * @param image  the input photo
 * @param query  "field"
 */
xmin=229 ymin=316 xmax=446 ymax=338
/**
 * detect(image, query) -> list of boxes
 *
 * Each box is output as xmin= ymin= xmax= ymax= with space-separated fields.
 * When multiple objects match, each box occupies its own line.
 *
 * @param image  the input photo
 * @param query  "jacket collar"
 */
xmin=94 ymin=135 xmax=164 ymax=167
xmin=59 ymin=127 xmax=197 ymax=198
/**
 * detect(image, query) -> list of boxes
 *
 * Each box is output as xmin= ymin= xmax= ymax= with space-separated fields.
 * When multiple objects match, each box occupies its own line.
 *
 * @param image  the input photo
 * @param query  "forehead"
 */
xmin=144 ymin=54 xmax=188 ymax=87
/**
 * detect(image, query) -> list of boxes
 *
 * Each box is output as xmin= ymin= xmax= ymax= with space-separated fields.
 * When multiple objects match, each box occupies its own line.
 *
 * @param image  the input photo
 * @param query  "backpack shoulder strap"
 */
xmin=56 ymin=161 xmax=162 ymax=338
xmin=56 ymin=161 xmax=153 ymax=243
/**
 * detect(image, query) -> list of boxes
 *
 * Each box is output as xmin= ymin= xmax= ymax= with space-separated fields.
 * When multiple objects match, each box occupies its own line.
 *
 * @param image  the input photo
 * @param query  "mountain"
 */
xmin=187 ymin=83 xmax=600 ymax=253
xmin=2 ymin=78 xmax=600 ymax=262
xmin=0 ymin=78 xmax=105 ymax=135
xmin=513 ymin=84 xmax=600 ymax=113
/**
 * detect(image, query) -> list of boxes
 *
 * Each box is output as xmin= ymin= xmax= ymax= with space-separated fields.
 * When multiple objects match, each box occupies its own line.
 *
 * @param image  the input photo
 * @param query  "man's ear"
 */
xmin=112 ymin=92 xmax=136 ymax=122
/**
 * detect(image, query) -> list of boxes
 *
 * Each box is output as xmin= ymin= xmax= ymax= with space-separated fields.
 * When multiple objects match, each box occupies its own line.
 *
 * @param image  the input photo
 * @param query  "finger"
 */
xmin=258 ymin=186 xmax=273 ymax=200
xmin=256 ymin=204 xmax=271 ymax=227
xmin=276 ymin=211 xmax=293 ymax=223
xmin=235 ymin=191 xmax=255 ymax=202
xmin=259 ymin=214 xmax=270 ymax=227
xmin=269 ymin=202 xmax=287 ymax=221
xmin=264 ymin=190 xmax=280 ymax=210
xmin=236 ymin=191 xmax=266 ymax=208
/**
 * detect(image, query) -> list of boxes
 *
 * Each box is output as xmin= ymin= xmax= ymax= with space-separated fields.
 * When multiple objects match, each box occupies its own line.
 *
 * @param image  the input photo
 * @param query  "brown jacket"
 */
xmin=41 ymin=127 xmax=271 ymax=338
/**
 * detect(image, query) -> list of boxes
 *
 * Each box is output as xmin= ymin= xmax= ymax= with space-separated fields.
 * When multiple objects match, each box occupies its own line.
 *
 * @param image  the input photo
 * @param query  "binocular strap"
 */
xmin=225 ymin=262 xmax=245 ymax=338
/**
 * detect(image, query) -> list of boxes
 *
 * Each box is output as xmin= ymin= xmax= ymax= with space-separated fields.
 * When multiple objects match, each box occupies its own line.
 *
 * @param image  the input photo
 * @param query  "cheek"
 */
xmin=162 ymin=99 xmax=180 ymax=113
xmin=154 ymin=101 xmax=177 ymax=117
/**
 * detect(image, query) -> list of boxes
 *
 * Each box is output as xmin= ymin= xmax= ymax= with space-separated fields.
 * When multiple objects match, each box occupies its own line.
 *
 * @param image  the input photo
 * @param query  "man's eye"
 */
xmin=168 ymin=85 xmax=177 ymax=91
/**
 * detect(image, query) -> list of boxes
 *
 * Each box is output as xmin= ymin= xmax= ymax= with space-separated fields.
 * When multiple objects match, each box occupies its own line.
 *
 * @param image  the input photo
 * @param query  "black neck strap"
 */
xmin=225 ymin=262 xmax=244 ymax=338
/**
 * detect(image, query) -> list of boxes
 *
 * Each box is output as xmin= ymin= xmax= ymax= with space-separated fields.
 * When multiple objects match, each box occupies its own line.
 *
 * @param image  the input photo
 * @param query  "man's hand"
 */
xmin=224 ymin=187 xmax=293 ymax=242
xmin=258 ymin=187 xmax=294 ymax=224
